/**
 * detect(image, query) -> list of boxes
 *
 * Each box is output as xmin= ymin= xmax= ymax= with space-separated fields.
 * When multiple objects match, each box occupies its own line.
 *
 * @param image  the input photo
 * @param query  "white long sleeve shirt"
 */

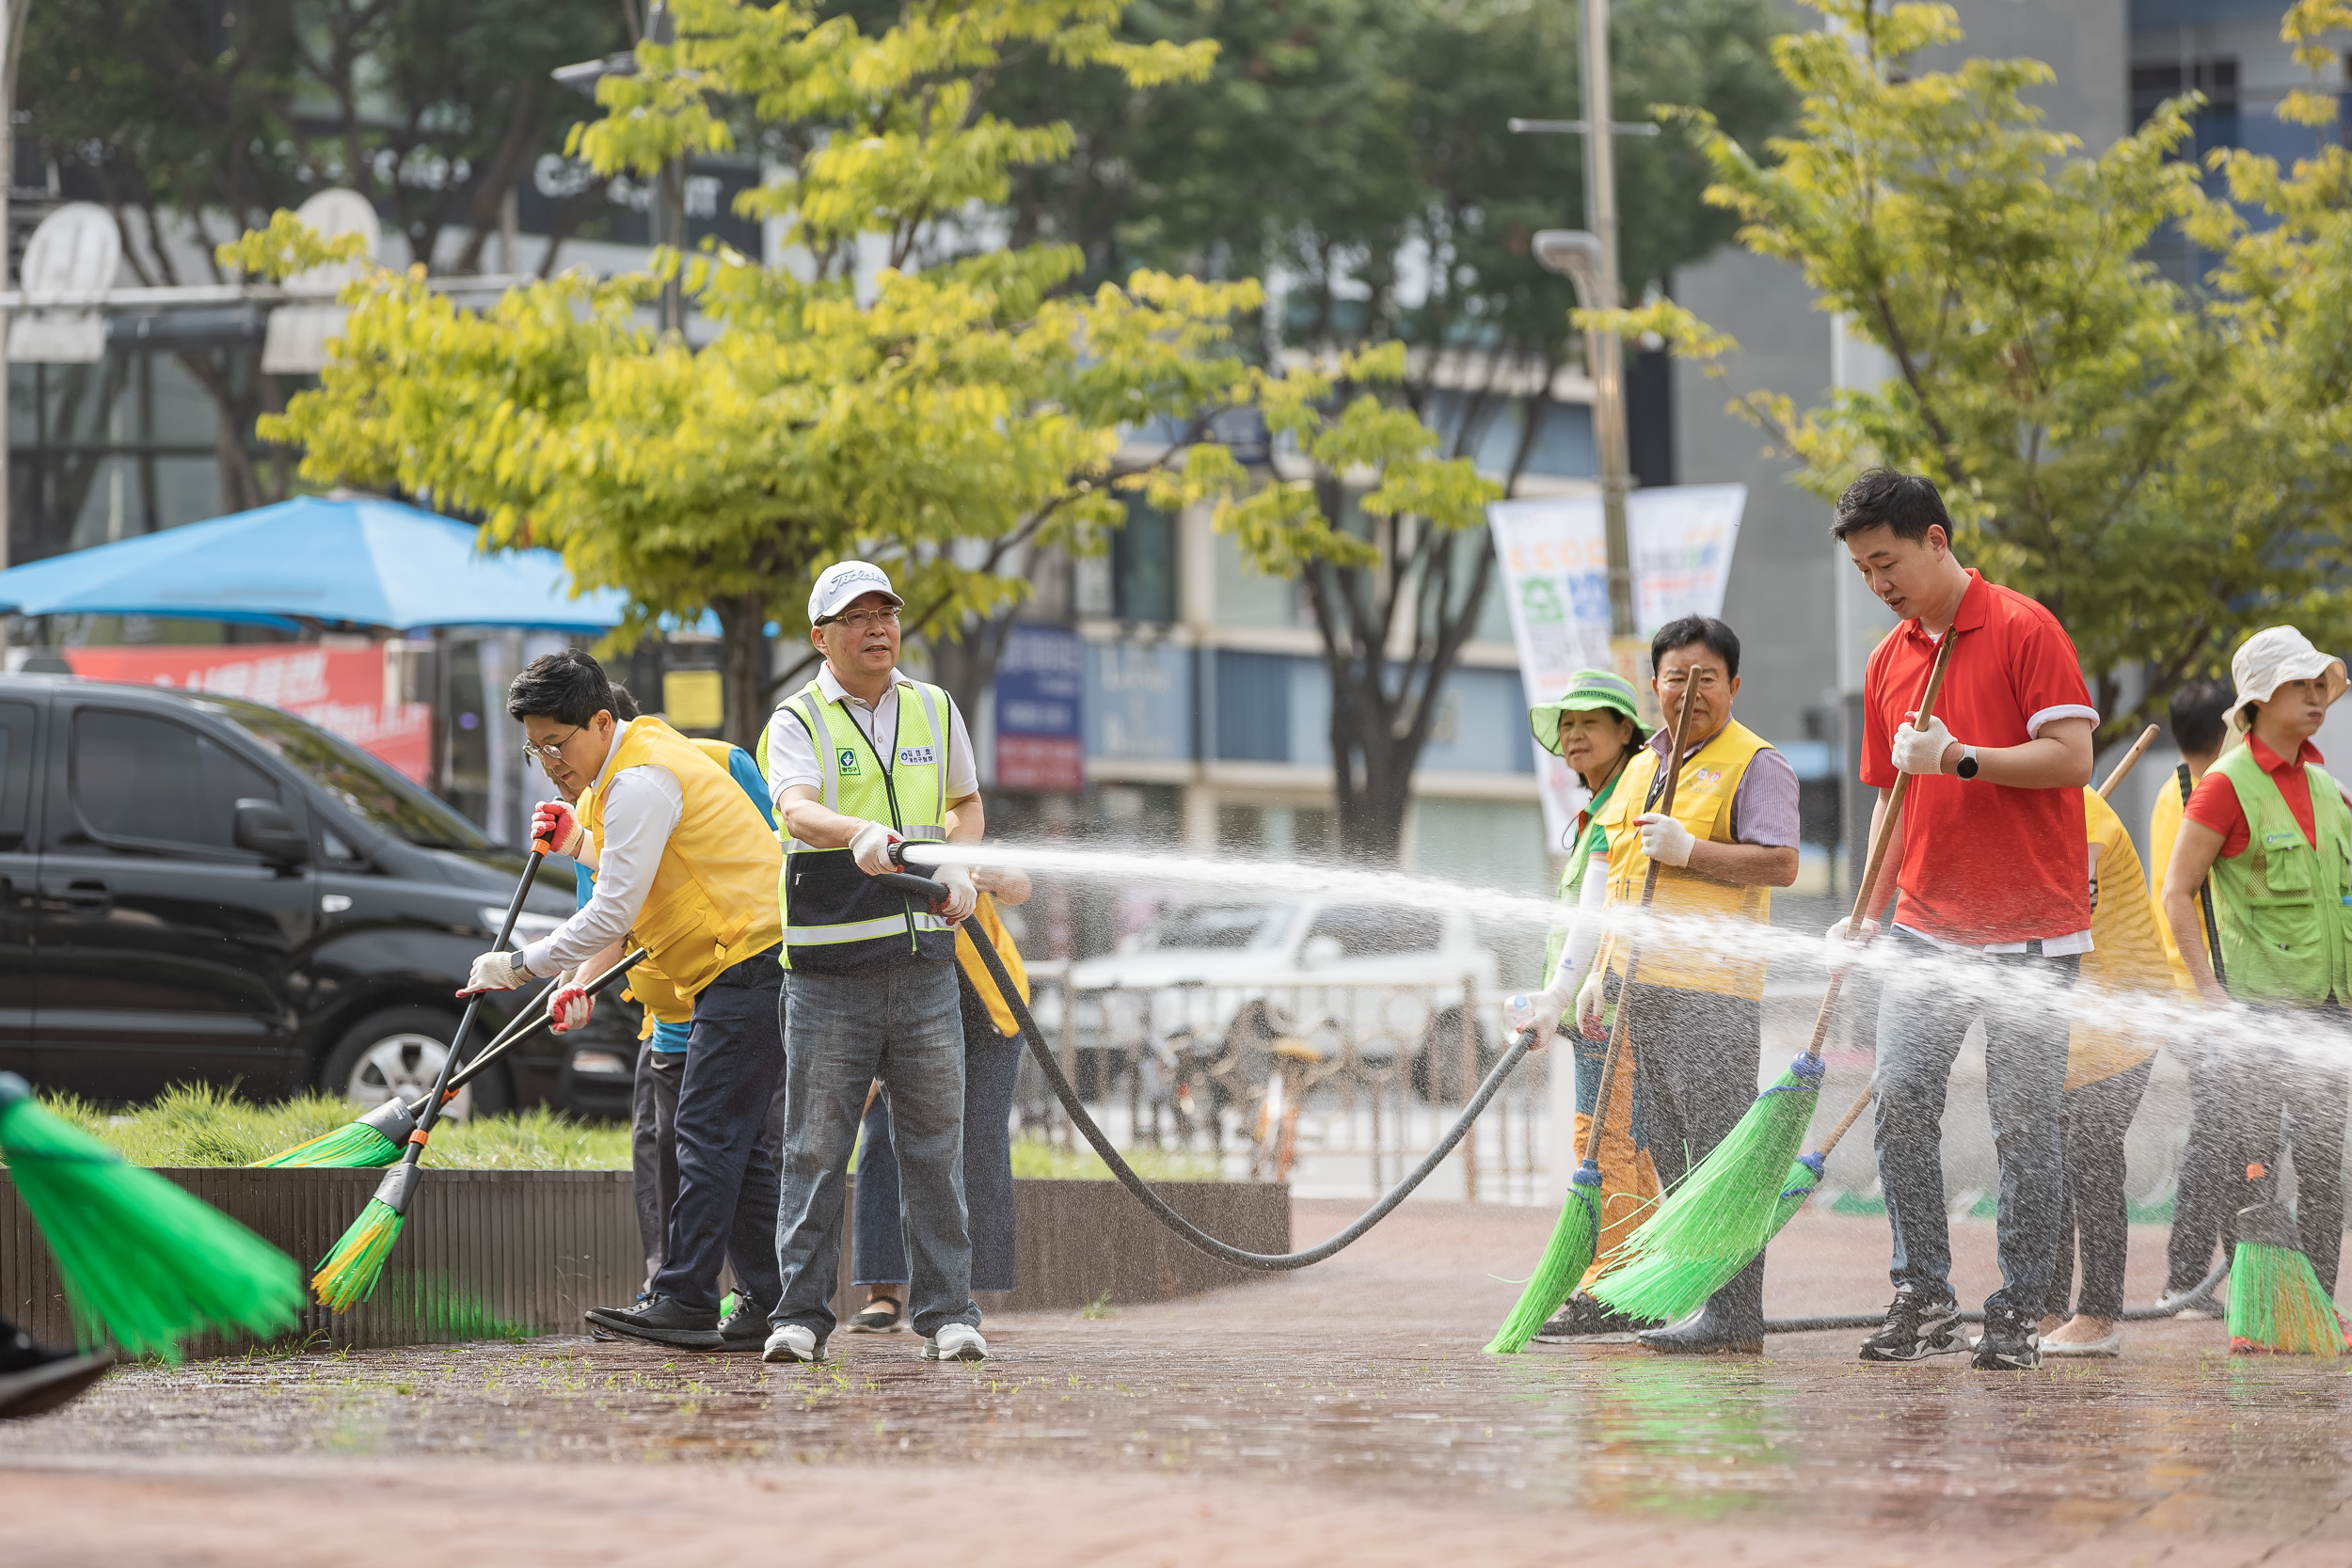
xmin=516 ymin=720 xmax=685 ymax=977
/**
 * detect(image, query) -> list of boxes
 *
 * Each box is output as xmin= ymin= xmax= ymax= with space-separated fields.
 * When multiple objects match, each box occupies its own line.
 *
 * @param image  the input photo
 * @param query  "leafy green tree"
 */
xmin=1610 ymin=0 xmax=2352 ymax=737
xmin=19 ymin=0 xmax=625 ymax=511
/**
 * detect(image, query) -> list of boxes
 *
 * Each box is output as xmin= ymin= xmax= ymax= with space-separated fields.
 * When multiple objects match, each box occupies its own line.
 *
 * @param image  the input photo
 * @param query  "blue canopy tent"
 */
xmin=0 ymin=494 xmax=632 ymax=631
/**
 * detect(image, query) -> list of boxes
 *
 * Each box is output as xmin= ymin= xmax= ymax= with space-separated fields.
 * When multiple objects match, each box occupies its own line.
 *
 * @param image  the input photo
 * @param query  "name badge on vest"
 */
xmin=836 ymin=747 xmax=863 ymax=776
xmin=898 ymin=744 xmax=937 ymax=767
xmin=2264 ymin=829 xmax=2301 ymax=850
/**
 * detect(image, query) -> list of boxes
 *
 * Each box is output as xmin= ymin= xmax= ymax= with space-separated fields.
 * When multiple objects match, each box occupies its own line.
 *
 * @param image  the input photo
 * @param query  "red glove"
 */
xmin=532 ymin=800 xmax=586 ymax=858
xmin=549 ymin=982 xmax=594 ymax=1035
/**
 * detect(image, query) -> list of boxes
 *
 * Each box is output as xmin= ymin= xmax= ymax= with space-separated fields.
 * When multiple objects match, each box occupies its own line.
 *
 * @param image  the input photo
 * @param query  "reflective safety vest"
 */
xmin=575 ymin=718 xmax=784 ymax=999
xmin=770 ymin=677 xmax=957 ymax=972
xmin=2208 ymin=742 xmax=2352 ymax=1006
xmin=1596 ymin=719 xmax=1776 ymax=1001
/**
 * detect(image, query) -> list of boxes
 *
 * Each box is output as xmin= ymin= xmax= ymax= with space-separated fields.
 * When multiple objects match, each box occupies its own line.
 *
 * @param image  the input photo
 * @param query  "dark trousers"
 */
xmin=2164 ymin=1038 xmax=2241 ymax=1296
xmin=2227 ymin=1013 xmax=2350 ymax=1295
xmin=1873 ymin=939 xmax=2075 ymax=1319
xmin=647 ymin=947 xmax=787 ymax=1314
xmin=630 ymin=1043 xmax=684 ymax=1292
xmin=856 ymin=982 xmax=1021 ymax=1293
xmin=2044 ymin=1059 xmax=2153 ymax=1321
xmin=1626 ymin=981 xmax=1765 ymax=1330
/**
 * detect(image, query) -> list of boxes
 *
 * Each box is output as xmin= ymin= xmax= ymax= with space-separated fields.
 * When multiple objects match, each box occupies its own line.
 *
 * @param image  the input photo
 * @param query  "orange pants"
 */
xmin=1571 ymin=1037 xmax=1660 ymax=1291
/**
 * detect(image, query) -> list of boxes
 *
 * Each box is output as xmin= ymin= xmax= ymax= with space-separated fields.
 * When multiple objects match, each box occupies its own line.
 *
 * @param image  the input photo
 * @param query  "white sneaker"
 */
xmin=923 ymin=1322 xmax=988 ymax=1362
xmin=762 ymin=1323 xmax=823 ymax=1364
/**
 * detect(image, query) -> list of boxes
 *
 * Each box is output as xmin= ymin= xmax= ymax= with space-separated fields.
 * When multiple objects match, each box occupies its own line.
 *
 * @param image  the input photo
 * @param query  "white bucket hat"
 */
xmin=2226 ymin=626 xmax=2348 ymax=738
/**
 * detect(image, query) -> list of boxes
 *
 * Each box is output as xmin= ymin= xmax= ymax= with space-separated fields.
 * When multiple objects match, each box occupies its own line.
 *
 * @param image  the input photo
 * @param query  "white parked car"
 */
xmin=1028 ymin=895 xmax=1510 ymax=1101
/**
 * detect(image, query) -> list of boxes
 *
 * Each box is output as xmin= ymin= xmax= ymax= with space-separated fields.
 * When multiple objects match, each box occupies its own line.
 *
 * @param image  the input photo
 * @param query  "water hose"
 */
xmin=876 ymin=863 xmax=1532 ymax=1271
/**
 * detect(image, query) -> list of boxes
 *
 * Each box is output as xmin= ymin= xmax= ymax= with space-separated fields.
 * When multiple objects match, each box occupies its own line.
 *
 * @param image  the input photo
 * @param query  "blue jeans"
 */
xmin=771 ymin=956 xmax=978 ymax=1341
xmin=855 ymin=989 xmax=1020 ymax=1292
xmin=1871 ymin=935 xmax=2076 ymax=1319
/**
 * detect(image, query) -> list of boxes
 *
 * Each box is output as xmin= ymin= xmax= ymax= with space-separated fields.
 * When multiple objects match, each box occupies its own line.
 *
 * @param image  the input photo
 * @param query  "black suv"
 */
xmin=0 ymin=673 xmax=638 ymax=1115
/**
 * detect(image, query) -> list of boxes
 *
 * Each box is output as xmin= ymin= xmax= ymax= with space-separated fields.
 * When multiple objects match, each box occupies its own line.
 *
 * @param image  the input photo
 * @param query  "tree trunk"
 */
xmin=714 ymin=592 xmax=771 ymax=753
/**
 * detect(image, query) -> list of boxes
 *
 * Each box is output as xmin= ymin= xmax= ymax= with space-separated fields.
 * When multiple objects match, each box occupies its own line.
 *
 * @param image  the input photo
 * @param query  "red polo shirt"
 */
xmin=1861 ymin=570 xmax=2097 ymax=944
xmin=2184 ymin=735 xmax=2324 ymax=858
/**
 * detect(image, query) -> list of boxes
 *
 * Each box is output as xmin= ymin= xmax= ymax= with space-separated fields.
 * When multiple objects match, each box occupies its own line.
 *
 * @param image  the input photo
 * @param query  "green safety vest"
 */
xmin=1542 ymin=768 xmax=1623 ymax=976
xmin=2209 ymin=742 xmax=2352 ymax=1006
xmin=762 ymin=676 xmax=957 ymax=973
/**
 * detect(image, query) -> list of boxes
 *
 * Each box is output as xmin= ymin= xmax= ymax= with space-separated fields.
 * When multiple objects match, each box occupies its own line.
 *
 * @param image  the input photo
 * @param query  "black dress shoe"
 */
xmin=0 ymin=1318 xmax=114 ymax=1419
xmin=1636 ymin=1303 xmax=1764 ymax=1355
xmin=583 ymin=1292 xmax=721 ymax=1349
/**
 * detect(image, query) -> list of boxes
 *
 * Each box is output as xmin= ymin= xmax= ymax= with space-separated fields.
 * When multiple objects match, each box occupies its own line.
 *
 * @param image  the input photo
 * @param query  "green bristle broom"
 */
xmin=0 ymin=1073 xmax=304 ymax=1359
xmin=312 ymin=849 xmax=544 ymax=1310
xmin=1593 ymin=632 xmax=1958 ymax=1321
xmin=2227 ymin=1169 xmax=2345 ymax=1357
xmin=1486 ymin=694 xmax=1694 ymax=1354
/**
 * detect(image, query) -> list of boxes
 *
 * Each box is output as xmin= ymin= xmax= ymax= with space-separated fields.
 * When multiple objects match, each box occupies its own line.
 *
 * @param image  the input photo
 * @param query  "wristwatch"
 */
xmin=1955 ymin=745 xmax=1980 ymax=781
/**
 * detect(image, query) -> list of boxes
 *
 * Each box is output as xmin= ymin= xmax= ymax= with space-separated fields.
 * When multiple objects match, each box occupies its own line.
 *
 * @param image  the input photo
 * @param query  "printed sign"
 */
xmin=63 ymin=643 xmax=435 ymax=782
xmin=1486 ymin=484 xmax=1745 ymax=850
xmin=993 ymin=624 xmax=1085 ymax=791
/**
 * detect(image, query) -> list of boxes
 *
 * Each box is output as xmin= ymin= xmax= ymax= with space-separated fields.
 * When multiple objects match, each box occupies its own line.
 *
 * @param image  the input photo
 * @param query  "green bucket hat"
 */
xmin=1530 ymin=668 xmax=1652 ymax=757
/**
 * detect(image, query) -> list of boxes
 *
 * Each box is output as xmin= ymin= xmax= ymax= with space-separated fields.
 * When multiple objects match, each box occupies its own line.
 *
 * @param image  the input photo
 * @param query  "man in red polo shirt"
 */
xmin=1827 ymin=469 xmax=2096 ymax=1372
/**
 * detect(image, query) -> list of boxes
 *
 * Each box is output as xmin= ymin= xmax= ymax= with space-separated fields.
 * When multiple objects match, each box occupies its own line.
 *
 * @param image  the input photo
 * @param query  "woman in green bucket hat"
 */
xmin=1507 ymin=669 xmax=1662 ymax=1338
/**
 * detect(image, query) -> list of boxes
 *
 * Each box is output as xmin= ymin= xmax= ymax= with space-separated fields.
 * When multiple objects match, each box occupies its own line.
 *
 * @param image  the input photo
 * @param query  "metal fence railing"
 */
xmin=1014 ymin=974 xmax=1553 ymax=1204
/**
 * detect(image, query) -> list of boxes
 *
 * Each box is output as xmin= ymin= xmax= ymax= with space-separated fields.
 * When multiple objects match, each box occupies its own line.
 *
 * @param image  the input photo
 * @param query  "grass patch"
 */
xmin=21 ymin=1085 xmax=631 ymax=1169
xmin=15 ymin=1084 xmax=1226 ymax=1180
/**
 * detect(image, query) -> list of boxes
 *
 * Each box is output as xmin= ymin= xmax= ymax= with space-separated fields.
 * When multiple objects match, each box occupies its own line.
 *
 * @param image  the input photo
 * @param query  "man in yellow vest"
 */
xmin=761 ymin=560 xmax=989 ymax=1365
xmin=461 ymin=649 xmax=787 ymax=1353
xmin=1580 ymin=616 xmax=1800 ymax=1354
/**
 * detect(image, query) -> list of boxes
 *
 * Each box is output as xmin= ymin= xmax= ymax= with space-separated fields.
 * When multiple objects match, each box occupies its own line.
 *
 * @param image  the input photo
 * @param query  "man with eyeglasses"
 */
xmin=462 ymin=647 xmax=787 ymax=1353
xmin=755 ymin=559 xmax=990 ymax=1365
xmin=1579 ymin=615 xmax=1801 ymax=1355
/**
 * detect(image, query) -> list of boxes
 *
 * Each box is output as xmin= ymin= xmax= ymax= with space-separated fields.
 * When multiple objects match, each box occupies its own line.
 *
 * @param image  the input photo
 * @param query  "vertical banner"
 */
xmin=993 ymin=623 xmax=1086 ymax=792
xmin=62 ymin=643 xmax=436 ymax=781
xmin=1487 ymin=483 xmax=1745 ymax=851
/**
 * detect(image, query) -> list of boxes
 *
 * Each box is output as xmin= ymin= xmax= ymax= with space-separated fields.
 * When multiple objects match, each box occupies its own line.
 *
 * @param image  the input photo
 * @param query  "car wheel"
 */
xmin=318 ymin=1006 xmax=512 ymax=1121
xmin=1412 ymin=1007 xmax=1495 ymax=1104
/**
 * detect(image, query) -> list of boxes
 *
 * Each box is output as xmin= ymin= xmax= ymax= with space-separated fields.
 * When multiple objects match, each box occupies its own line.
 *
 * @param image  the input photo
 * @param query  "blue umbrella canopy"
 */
xmin=0 ymin=494 xmax=633 ymax=632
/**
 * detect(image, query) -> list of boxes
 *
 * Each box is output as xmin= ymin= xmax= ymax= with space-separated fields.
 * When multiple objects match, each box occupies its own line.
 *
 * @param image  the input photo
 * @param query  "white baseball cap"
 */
xmin=808 ymin=560 xmax=904 ymax=625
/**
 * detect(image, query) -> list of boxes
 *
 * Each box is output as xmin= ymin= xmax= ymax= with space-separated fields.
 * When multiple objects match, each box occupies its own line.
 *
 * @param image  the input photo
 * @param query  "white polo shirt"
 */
xmin=765 ymin=665 xmax=978 ymax=823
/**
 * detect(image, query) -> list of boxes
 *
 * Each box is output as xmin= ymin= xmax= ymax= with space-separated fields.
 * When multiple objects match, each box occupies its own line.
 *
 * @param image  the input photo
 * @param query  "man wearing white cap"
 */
xmin=2161 ymin=626 xmax=2352 ymax=1305
xmin=756 ymin=561 xmax=989 ymax=1364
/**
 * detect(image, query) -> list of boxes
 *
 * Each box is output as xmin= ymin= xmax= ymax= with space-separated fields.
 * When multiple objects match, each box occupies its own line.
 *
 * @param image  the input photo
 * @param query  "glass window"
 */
xmin=1111 ymin=498 xmax=1177 ymax=623
xmin=72 ymin=708 xmax=278 ymax=851
xmin=206 ymin=696 xmax=488 ymax=852
xmin=0 ymin=701 xmax=33 ymax=850
xmin=1141 ymin=903 xmax=1295 ymax=952
xmin=1302 ymin=904 xmax=1442 ymax=958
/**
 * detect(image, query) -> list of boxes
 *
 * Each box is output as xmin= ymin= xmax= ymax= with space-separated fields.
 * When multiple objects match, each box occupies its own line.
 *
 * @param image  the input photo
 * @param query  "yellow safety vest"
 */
xmin=957 ymin=893 xmax=1030 ymax=1038
xmin=575 ymin=718 xmax=783 ymax=999
xmin=2067 ymin=788 xmax=2187 ymax=1089
xmin=770 ymin=677 xmax=957 ymax=972
xmin=601 ymin=738 xmax=767 ymax=1031
xmin=1596 ymin=719 xmax=1776 ymax=1000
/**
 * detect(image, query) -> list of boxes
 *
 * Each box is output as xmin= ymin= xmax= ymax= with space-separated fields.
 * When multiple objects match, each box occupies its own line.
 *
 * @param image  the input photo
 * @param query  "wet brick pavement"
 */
xmin=6 ymin=1200 xmax=2348 ymax=1566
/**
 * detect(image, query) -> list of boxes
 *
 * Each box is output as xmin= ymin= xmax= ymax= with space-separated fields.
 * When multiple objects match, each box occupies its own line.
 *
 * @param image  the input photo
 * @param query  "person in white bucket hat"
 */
xmin=2161 ymin=625 xmax=2352 ymax=1317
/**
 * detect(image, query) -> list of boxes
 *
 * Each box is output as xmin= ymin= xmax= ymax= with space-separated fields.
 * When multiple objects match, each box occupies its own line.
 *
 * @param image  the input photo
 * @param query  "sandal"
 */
xmin=849 ymin=1294 xmax=905 ymax=1333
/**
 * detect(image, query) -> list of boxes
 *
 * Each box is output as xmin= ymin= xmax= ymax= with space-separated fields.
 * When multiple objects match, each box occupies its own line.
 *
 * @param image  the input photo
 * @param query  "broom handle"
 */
xmin=402 ymin=849 xmax=545 ymax=1155
xmin=436 ymin=946 xmax=651 ymax=1101
xmin=1578 ymin=691 xmax=1697 ymax=1166
xmin=1811 ymin=720 xmax=2154 ymax=1162
xmin=1799 ymin=630 xmax=1962 ymax=1060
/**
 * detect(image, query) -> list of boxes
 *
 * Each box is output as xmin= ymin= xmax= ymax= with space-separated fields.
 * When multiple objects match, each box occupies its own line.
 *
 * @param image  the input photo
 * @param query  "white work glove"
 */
xmin=1635 ymin=812 xmax=1695 ymax=868
xmin=849 ymin=820 xmax=903 ymax=877
xmin=1822 ymin=916 xmax=1880 ymax=977
xmin=460 ymin=948 xmax=530 ymax=996
xmin=1575 ymin=970 xmax=1608 ymax=1040
xmin=1891 ymin=713 xmax=1957 ymax=776
xmin=937 ymin=863 xmax=978 ymax=924
xmin=1503 ymin=987 xmax=1569 ymax=1049
xmin=549 ymin=967 xmax=594 ymax=1034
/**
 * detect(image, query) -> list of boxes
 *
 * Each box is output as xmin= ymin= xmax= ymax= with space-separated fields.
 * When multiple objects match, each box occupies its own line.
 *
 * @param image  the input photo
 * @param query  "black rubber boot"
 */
xmin=1636 ymin=1301 xmax=1765 ymax=1355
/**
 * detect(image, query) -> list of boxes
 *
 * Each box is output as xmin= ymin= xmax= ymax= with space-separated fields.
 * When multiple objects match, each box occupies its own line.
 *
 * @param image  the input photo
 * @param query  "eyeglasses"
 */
xmin=820 ymin=605 xmax=900 ymax=633
xmin=521 ymin=724 xmax=582 ymax=764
